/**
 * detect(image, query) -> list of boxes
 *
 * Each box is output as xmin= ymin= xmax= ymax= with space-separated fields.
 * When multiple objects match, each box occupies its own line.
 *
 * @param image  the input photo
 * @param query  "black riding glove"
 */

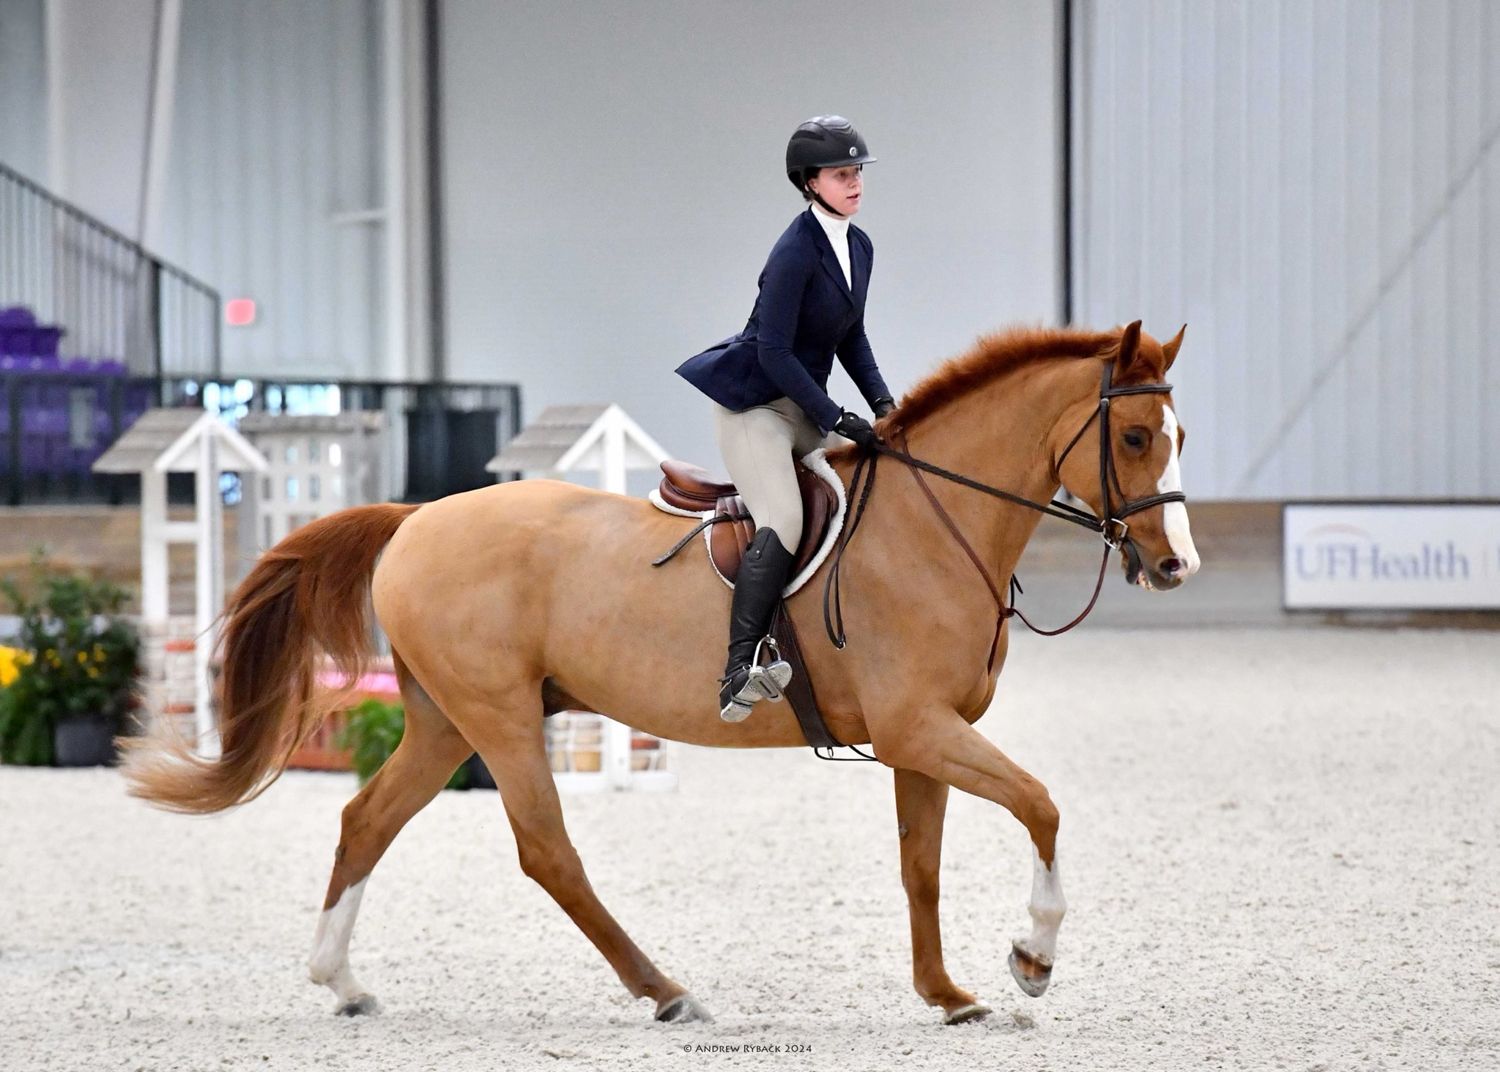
xmin=833 ymin=410 xmax=879 ymax=449
xmin=872 ymin=396 xmax=897 ymax=419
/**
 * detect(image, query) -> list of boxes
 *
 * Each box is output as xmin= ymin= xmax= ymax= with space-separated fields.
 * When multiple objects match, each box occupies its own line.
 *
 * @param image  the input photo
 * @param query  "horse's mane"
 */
xmin=880 ymin=325 xmax=1118 ymax=435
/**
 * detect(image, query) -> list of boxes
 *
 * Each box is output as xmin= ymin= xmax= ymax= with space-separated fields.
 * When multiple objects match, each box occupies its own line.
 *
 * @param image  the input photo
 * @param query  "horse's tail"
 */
xmin=121 ymin=502 xmax=421 ymax=814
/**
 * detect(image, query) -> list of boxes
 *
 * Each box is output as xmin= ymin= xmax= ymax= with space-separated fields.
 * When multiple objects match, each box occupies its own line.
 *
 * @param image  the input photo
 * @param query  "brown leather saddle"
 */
xmin=652 ymin=458 xmax=847 ymax=753
xmin=656 ymin=458 xmax=839 ymax=584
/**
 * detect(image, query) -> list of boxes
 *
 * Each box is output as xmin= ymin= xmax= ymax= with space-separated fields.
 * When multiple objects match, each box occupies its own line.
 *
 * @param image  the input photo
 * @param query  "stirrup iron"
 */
xmin=745 ymin=636 xmax=791 ymax=701
xmin=718 ymin=635 xmax=793 ymax=722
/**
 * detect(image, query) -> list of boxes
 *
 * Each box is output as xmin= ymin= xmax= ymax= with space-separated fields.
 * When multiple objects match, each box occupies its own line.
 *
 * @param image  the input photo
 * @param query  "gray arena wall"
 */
xmin=1 ymin=0 xmax=1496 ymax=502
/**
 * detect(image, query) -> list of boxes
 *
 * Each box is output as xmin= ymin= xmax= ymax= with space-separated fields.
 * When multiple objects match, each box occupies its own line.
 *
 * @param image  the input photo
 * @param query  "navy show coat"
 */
xmin=676 ymin=208 xmax=891 ymax=434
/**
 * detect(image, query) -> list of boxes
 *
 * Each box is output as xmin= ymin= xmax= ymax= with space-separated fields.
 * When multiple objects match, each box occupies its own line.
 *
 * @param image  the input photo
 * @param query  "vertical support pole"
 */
xmin=423 ymin=0 xmax=446 ymax=384
xmin=140 ymin=467 xmax=169 ymax=623
xmin=44 ymin=0 xmax=68 ymax=197
xmin=1056 ymin=0 xmax=1075 ymax=327
xmin=598 ymin=408 xmax=632 ymax=789
xmin=7 ymin=380 xmax=23 ymax=506
xmin=147 ymin=260 xmax=163 ymax=380
xmin=604 ymin=720 xmax=632 ymax=789
xmin=193 ymin=430 xmax=222 ymax=758
xmin=137 ymin=0 xmax=182 ymax=252
xmin=601 ymin=408 xmax=626 ymax=495
xmin=140 ymin=464 xmax=172 ymax=749
xmin=380 ymin=0 xmax=410 ymax=383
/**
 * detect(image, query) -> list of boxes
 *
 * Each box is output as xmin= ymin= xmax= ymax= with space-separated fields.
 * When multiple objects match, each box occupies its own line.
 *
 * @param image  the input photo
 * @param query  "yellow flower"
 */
xmin=0 ymin=645 xmax=28 ymax=687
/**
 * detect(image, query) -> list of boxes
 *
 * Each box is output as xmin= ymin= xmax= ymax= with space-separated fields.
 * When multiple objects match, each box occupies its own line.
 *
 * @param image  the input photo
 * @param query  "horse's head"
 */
xmin=1054 ymin=321 xmax=1200 ymax=592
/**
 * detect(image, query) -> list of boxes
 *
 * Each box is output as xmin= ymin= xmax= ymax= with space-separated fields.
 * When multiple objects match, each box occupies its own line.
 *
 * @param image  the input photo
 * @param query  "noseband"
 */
xmin=1054 ymin=363 xmax=1187 ymax=552
xmin=823 ymin=361 xmax=1185 ymax=661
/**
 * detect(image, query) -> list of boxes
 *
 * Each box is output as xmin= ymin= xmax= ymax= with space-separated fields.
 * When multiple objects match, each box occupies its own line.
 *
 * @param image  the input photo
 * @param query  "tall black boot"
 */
xmin=718 ymin=527 xmax=796 ymax=722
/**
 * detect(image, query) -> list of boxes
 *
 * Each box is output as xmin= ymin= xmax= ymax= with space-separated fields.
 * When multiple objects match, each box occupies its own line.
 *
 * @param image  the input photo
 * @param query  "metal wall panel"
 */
xmin=159 ymin=0 xmax=382 ymax=380
xmin=1073 ymin=0 xmax=1498 ymax=499
xmin=441 ymin=0 xmax=1061 ymax=471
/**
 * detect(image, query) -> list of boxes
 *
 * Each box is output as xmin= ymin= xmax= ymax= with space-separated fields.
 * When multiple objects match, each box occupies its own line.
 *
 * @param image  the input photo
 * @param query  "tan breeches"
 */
xmin=713 ymin=397 xmax=840 ymax=546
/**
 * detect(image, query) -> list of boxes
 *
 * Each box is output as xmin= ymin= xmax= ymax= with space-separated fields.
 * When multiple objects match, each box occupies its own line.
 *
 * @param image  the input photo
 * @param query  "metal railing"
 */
xmin=176 ymin=375 xmax=523 ymax=502
xmin=0 ymin=370 xmax=521 ymax=506
xmin=0 ymin=161 xmax=523 ymax=506
xmin=0 ymin=160 xmax=220 ymax=378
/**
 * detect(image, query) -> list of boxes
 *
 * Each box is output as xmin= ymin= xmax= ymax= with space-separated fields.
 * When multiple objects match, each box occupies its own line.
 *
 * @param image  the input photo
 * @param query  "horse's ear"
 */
xmin=1114 ymin=320 xmax=1143 ymax=377
xmin=1161 ymin=323 xmax=1186 ymax=371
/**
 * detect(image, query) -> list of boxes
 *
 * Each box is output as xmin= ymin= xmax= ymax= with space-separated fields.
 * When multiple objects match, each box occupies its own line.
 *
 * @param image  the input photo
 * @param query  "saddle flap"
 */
xmin=709 ymin=463 xmax=838 ymax=584
xmin=648 ymin=449 xmax=848 ymax=600
xmin=710 ymin=494 xmax=754 ymax=580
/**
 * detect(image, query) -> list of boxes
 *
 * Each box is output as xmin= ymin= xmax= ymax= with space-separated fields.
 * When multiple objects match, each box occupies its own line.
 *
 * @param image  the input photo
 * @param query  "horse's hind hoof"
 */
xmin=336 ymin=993 xmax=380 ymax=1017
xmin=1009 ymin=944 xmax=1052 ymax=998
xmin=943 ymin=1002 xmax=992 ymax=1025
xmin=656 ymin=993 xmax=714 ymax=1024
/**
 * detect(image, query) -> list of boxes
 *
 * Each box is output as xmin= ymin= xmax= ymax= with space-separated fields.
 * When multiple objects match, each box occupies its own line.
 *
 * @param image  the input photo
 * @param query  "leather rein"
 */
xmin=822 ymin=362 xmax=1186 ymax=670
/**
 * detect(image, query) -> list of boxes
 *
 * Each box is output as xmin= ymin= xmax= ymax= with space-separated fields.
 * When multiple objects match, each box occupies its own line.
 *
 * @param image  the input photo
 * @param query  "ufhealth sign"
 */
xmin=1283 ymin=503 xmax=1500 ymax=610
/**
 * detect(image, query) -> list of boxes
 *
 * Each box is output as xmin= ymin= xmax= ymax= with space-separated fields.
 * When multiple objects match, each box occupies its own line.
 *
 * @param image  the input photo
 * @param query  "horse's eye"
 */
xmin=1123 ymin=430 xmax=1147 ymax=450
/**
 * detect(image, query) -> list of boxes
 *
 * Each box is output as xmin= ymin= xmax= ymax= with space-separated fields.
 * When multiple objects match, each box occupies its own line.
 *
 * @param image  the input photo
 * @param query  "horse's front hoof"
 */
xmin=335 ymin=993 xmax=380 ymax=1017
xmin=942 ymin=1002 xmax=992 ymax=1025
xmin=1008 ymin=943 xmax=1052 ymax=998
xmin=655 ymin=993 xmax=714 ymax=1024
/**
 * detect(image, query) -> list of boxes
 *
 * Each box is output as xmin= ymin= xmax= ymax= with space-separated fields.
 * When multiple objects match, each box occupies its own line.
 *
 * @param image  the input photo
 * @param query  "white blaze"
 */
xmin=1158 ymin=405 xmax=1201 ymax=574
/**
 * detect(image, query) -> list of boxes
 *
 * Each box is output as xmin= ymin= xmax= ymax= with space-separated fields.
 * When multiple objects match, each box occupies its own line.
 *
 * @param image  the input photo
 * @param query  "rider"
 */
xmin=675 ymin=115 xmax=896 ymax=722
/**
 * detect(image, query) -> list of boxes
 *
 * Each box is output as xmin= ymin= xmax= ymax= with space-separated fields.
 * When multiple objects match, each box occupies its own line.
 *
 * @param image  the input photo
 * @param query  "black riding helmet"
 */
xmin=785 ymin=115 xmax=876 ymax=216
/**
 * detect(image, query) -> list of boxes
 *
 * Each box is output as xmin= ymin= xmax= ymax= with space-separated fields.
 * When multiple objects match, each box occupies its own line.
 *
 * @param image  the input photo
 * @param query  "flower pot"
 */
xmin=53 ymin=715 xmax=118 ymax=767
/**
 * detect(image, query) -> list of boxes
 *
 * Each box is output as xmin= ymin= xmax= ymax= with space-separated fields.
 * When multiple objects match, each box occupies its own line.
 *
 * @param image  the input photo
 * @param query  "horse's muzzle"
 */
xmin=1120 ymin=541 xmax=1188 ymax=592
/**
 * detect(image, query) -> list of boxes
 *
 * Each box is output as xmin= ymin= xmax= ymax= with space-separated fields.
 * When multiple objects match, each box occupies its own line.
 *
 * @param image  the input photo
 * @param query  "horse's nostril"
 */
xmin=1158 ymin=557 xmax=1182 ymax=576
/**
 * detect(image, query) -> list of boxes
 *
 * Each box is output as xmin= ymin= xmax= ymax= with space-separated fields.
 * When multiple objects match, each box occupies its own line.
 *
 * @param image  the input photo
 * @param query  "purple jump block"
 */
xmin=0 ymin=327 xmax=63 ymax=359
xmin=29 ymin=327 xmax=64 ymax=359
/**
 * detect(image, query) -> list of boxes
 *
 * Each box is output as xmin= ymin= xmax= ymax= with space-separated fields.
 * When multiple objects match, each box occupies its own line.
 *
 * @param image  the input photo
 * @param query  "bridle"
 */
xmin=1054 ymin=362 xmax=1190 ymax=576
xmin=822 ymin=360 xmax=1185 ymax=664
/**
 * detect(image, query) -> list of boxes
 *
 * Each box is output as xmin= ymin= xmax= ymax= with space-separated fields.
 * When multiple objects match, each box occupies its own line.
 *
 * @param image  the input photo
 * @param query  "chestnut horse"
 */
xmin=123 ymin=322 xmax=1199 ymax=1025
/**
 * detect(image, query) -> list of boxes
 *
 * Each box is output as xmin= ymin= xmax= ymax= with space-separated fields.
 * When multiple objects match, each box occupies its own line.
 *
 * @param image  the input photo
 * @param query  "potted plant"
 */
xmin=0 ymin=644 xmax=40 ymax=762
xmin=0 ymin=555 xmax=140 ymax=767
xmin=335 ymin=697 xmax=479 ymax=790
